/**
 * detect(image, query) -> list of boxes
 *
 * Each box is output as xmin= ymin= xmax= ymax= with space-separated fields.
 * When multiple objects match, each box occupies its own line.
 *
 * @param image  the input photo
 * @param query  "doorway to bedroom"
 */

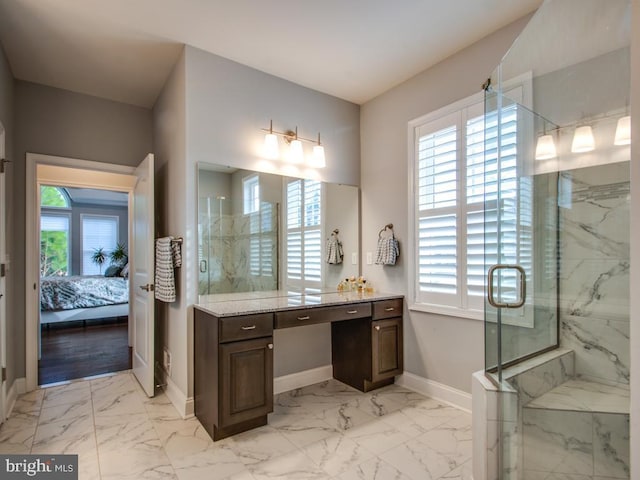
xmin=38 ymin=184 xmax=131 ymax=385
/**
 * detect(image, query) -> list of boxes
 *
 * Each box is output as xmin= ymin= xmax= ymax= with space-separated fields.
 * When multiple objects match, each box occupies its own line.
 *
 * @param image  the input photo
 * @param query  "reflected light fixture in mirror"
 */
xmin=571 ymin=125 xmax=595 ymax=153
xmin=535 ymin=134 xmax=557 ymax=160
xmin=614 ymin=115 xmax=631 ymax=145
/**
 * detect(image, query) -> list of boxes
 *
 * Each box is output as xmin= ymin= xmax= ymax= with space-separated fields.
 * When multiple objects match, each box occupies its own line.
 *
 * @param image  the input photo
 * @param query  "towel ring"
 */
xmin=378 ymin=223 xmax=394 ymax=238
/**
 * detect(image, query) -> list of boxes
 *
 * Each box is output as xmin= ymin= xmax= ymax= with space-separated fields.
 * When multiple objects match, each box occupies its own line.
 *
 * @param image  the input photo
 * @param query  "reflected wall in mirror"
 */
xmin=198 ymin=163 xmax=360 ymax=296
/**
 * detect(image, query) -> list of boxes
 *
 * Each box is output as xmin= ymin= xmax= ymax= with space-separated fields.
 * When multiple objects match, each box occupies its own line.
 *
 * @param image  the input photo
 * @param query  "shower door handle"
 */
xmin=199 ymin=260 xmax=207 ymax=273
xmin=487 ymin=264 xmax=526 ymax=309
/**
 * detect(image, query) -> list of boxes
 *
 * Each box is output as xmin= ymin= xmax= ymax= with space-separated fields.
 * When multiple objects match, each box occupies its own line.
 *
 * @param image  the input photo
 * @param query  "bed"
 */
xmin=40 ymin=275 xmax=129 ymax=324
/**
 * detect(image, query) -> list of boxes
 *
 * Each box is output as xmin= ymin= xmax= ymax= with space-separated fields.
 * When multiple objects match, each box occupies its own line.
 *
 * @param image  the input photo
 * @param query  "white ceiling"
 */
xmin=0 ymin=0 xmax=542 ymax=108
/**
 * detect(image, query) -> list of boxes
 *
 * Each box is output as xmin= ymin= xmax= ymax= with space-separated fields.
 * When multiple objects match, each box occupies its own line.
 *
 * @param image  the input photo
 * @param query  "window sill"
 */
xmin=409 ymin=302 xmax=483 ymax=321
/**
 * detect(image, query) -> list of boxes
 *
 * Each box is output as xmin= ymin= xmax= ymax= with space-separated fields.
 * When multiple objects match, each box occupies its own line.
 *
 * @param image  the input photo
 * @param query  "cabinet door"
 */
xmin=219 ymin=337 xmax=274 ymax=428
xmin=371 ymin=318 xmax=403 ymax=382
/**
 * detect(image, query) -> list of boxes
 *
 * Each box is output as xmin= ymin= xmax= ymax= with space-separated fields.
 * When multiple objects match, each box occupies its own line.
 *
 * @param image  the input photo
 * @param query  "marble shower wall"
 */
xmin=198 ymin=208 xmax=278 ymax=295
xmin=558 ymin=161 xmax=630 ymax=386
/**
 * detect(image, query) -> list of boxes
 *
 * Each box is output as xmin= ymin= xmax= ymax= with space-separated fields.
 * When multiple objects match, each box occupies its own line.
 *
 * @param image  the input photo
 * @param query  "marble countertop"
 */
xmin=195 ymin=290 xmax=403 ymax=317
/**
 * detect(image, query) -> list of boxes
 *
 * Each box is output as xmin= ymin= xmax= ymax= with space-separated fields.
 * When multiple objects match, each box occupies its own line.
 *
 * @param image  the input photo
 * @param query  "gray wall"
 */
xmin=0 ymin=45 xmax=16 ymax=388
xmin=68 ymin=202 xmax=128 ymax=276
xmin=360 ymin=16 xmax=531 ymax=393
xmin=13 ymin=81 xmax=153 ymax=378
xmin=153 ymin=45 xmax=360 ymax=403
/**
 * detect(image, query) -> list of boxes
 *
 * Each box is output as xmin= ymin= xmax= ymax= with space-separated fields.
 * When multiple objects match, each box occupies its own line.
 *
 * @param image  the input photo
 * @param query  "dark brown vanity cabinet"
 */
xmin=195 ymin=295 xmax=403 ymax=440
xmin=194 ymin=309 xmax=274 ymax=441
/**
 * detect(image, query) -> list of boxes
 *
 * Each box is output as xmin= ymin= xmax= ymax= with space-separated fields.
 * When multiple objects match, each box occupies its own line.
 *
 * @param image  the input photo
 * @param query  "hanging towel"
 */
xmin=155 ymin=237 xmax=180 ymax=302
xmin=375 ymin=233 xmax=400 ymax=265
xmin=326 ymin=234 xmax=344 ymax=265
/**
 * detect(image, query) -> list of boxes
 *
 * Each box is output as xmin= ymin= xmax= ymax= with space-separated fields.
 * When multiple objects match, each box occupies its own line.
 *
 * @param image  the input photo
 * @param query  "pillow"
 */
xmin=104 ymin=265 xmax=121 ymax=277
xmin=120 ymin=263 xmax=129 ymax=278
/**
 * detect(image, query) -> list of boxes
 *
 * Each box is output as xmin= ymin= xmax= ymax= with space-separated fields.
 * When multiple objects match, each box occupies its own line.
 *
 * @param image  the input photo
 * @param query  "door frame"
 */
xmin=25 ymin=153 xmax=136 ymax=391
xmin=0 ymin=123 xmax=6 ymax=421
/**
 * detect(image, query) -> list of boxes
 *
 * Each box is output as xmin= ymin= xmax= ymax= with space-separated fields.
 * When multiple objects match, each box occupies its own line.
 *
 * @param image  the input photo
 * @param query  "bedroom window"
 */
xmin=40 ymin=185 xmax=71 ymax=277
xmin=285 ymin=178 xmax=322 ymax=293
xmin=81 ymin=215 xmax=119 ymax=275
xmin=40 ymin=214 xmax=70 ymax=277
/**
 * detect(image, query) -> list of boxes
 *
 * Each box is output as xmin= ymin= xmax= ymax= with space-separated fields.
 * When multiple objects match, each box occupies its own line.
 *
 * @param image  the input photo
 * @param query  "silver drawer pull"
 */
xmin=297 ymin=316 xmax=311 ymax=321
xmin=347 ymin=310 xmax=358 ymax=314
xmin=268 ymin=343 xmax=274 ymax=349
xmin=241 ymin=325 xmax=256 ymax=330
xmin=384 ymin=307 xmax=395 ymax=312
xmin=375 ymin=326 xmax=381 ymax=331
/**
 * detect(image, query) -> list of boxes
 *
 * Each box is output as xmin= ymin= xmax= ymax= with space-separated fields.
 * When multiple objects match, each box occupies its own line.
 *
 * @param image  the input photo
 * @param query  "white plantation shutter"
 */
xmin=413 ymin=93 xmax=530 ymax=314
xmin=249 ymin=202 xmax=275 ymax=277
xmin=82 ymin=215 xmax=118 ymax=275
xmin=285 ymin=179 xmax=322 ymax=290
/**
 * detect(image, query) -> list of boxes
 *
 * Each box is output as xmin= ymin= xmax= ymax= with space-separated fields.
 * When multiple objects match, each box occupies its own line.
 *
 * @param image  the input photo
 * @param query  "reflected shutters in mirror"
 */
xmin=285 ymin=179 xmax=322 ymax=292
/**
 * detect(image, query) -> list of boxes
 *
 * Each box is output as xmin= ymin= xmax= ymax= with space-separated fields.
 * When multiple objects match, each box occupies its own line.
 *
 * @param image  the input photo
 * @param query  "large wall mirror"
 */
xmin=198 ymin=163 xmax=360 ymax=297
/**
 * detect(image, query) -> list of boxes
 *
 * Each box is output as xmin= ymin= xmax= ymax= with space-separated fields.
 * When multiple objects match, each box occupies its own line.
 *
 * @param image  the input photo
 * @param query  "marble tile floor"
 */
xmin=0 ymin=371 xmax=473 ymax=480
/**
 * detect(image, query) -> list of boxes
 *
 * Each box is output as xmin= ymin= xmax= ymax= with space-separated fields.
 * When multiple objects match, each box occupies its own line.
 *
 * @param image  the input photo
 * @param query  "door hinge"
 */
xmin=0 ymin=158 xmax=11 ymax=174
xmin=1 ymin=367 xmax=6 ymax=383
xmin=0 ymin=264 xmax=4 ymax=277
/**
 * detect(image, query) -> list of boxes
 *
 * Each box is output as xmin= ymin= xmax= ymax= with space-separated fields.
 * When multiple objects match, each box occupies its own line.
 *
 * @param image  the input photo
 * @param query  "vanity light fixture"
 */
xmin=261 ymin=120 xmax=326 ymax=168
xmin=263 ymin=120 xmax=280 ymax=159
xmin=614 ymin=115 xmax=631 ymax=146
xmin=534 ymin=133 xmax=557 ymax=160
xmin=571 ymin=125 xmax=595 ymax=153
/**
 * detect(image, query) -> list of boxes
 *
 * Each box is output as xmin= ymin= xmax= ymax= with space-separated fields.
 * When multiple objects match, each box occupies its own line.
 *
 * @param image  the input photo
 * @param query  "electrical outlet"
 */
xmin=351 ymin=252 xmax=357 ymax=265
xmin=366 ymin=252 xmax=373 ymax=265
xmin=163 ymin=349 xmax=171 ymax=376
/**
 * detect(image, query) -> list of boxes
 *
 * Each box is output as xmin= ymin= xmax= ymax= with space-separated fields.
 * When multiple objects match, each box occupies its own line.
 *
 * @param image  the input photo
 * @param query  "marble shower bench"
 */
xmin=472 ymin=348 xmax=630 ymax=480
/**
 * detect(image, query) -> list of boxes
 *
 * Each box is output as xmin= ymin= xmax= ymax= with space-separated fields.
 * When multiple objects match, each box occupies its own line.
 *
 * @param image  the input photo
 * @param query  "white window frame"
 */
xmin=243 ymin=174 xmax=260 ymax=215
xmin=80 ymin=213 xmax=119 ymax=275
xmin=408 ymin=74 xmax=531 ymax=321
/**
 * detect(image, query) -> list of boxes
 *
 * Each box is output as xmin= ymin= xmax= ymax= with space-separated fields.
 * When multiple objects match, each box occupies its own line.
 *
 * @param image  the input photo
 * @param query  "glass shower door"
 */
xmin=483 ymin=86 xmax=560 ymax=382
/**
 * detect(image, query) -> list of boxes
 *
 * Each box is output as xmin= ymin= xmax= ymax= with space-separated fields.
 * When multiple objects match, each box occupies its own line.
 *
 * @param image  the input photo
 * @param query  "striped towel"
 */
xmin=154 ymin=237 xmax=181 ymax=302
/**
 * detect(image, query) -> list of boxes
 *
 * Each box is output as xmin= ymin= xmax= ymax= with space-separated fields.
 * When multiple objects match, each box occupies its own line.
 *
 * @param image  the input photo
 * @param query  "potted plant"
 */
xmin=110 ymin=242 xmax=128 ymax=267
xmin=91 ymin=247 xmax=107 ymax=274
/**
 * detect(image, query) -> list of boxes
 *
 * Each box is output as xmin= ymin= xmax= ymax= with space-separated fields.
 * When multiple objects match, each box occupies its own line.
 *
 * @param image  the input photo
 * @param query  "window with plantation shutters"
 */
xmin=411 ymin=86 xmax=531 ymax=318
xmin=285 ymin=178 xmax=322 ymax=292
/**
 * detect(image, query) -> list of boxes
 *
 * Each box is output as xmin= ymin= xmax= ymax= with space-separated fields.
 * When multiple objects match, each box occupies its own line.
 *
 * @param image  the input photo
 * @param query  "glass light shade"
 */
xmin=289 ymin=139 xmax=304 ymax=164
xmin=614 ymin=115 xmax=631 ymax=145
xmin=571 ymin=125 xmax=595 ymax=153
xmin=310 ymin=145 xmax=326 ymax=168
xmin=535 ymin=134 xmax=557 ymax=160
xmin=263 ymin=133 xmax=279 ymax=159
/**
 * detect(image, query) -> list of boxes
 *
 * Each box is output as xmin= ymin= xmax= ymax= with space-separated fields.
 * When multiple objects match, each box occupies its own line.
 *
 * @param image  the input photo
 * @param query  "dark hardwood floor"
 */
xmin=39 ymin=317 xmax=131 ymax=385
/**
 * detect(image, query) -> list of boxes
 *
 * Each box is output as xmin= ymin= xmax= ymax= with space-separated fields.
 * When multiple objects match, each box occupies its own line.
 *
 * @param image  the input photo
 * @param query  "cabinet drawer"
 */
xmin=219 ymin=313 xmax=273 ymax=343
xmin=275 ymin=303 xmax=372 ymax=329
xmin=372 ymin=298 xmax=403 ymax=320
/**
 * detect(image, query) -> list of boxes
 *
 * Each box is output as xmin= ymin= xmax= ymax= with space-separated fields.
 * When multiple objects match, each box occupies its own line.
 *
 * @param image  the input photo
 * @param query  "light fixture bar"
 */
xmin=260 ymin=121 xmax=321 ymax=145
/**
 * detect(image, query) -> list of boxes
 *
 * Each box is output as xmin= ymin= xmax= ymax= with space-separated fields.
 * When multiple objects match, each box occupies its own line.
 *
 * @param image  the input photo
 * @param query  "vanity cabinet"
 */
xmin=194 ymin=309 xmax=274 ymax=441
xmin=195 ymin=294 xmax=403 ymax=440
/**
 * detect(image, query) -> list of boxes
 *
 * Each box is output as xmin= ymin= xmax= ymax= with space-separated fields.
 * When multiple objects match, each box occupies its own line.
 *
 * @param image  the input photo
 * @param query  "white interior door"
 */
xmin=132 ymin=154 xmax=155 ymax=397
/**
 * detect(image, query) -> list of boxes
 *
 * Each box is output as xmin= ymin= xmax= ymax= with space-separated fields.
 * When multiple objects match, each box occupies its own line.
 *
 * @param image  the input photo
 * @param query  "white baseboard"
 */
xmin=397 ymin=372 xmax=472 ymax=412
xmin=15 ymin=377 xmax=27 ymax=395
xmin=274 ymin=365 xmax=333 ymax=395
xmin=162 ymin=375 xmax=194 ymax=419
